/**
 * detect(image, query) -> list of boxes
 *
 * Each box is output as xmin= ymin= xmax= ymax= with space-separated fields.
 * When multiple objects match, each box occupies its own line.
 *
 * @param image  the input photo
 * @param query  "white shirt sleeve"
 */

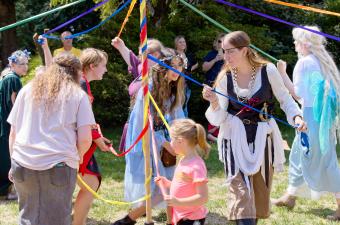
xmin=205 ymin=74 xmax=229 ymax=126
xmin=266 ymin=63 xmax=302 ymax=125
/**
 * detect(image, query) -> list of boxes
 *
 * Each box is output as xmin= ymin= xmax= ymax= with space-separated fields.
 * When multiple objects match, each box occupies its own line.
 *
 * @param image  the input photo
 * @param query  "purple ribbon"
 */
xmin=44 ymin=0 xmax=110 ymax=35
xmin=215 ymin=0 xmax=340 ymax=42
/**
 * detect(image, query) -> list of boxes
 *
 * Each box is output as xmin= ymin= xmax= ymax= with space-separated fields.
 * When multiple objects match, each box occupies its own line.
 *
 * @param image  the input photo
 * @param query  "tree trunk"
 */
xmin=0 ymin=0 xmax=18 ymax=69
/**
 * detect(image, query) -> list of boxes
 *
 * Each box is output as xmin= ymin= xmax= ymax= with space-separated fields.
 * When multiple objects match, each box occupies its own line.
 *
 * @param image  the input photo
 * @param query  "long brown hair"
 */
xmin=150 ymin=52 xmax=185 ymax=123
xmin=214 ymin=31 xmax=268 ymax=87
xmin=31 ymin=53 xmax=82 ymax=110
xmin=170 ymin=119 xmax=211 ymax=158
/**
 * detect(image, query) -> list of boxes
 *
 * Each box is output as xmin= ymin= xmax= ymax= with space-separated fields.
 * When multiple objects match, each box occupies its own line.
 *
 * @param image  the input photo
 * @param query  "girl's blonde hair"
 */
xmin=150 ymin=51 xmax=185 ymax=124
xmin=31 ymin=53 xmax=82 ymax=110
xmin=170 ymin=119 xmax=211 ymax=158
xmin=79 ymin=48 xmax=108 ymax=72
xmin=292 ymin=26 xmax=340 ymax=138
xmin=214 ymin=31 xmax=268 ymax=87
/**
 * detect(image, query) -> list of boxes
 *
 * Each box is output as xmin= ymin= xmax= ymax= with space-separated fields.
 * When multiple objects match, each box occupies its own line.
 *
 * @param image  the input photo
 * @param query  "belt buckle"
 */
xmin=243 ymin=119 xmax=251 ymax=125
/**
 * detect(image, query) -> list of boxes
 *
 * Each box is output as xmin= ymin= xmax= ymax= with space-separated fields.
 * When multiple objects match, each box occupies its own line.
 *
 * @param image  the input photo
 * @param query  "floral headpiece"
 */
xmin=8 ymin=49 xmax=31 ymax=64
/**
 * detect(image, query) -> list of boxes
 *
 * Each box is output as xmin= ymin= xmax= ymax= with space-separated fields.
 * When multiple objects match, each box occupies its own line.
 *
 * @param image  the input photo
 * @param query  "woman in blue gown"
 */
xmin=112 ymin=51 xmax=186 ymax=225
xmin=273 ymin=26 xmax=340 ymax=220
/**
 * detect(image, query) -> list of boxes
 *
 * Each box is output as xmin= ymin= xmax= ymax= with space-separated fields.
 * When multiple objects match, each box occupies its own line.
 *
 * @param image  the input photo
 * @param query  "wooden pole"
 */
xmin=139 ymin=0 xmax=153 ymax=224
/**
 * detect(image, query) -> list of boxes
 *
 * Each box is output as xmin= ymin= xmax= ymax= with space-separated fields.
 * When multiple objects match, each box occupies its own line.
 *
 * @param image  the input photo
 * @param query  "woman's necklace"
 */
xmin=231 ymin=66 xmax=257 ymax=103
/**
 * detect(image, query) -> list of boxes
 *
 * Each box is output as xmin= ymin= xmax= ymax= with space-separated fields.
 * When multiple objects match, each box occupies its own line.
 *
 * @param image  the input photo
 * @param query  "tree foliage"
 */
xmin=22 ymin=0 xmax=338 ymax=126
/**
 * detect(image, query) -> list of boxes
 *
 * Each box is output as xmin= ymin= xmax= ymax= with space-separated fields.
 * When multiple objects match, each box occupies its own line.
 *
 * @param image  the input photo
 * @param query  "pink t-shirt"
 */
xmin=170 ymin=156 xmax=208 ymax=224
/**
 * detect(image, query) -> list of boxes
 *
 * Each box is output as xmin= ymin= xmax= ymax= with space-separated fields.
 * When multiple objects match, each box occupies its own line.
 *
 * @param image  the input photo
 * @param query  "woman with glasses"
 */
xmin=273 ymin=26 xmax=340 ymax=221
xmin=174 ymin=35 xmax=198 ymax=117
xmin=202 ymin=33 xmax=225 ymax=86
xmin=202 ymin=31 xmax=306 ymax=225
xmin=0 ymin=50 xmax=30 ymax=200
xmin=111 ymin=51 xmax=185 ymax=225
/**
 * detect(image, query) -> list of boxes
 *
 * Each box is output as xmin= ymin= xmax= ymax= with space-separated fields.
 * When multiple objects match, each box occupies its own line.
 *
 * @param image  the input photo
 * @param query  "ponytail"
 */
xmin=195 ymin=123 xmax=211 ymax=158
xmin=170 ymin=119 xmax=211 ymax=158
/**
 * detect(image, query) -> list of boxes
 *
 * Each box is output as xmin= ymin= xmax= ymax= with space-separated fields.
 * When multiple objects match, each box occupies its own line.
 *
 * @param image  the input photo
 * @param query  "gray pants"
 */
xmin=11 ymin=160 xmax=77 ymax=225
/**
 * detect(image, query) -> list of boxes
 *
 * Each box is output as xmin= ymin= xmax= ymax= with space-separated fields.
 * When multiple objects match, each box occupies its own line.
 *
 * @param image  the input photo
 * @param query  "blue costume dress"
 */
xmin=124 ymin=81 xmax=185 ymax=207
xmin=288 ymin=54 xmax=340 ymax=197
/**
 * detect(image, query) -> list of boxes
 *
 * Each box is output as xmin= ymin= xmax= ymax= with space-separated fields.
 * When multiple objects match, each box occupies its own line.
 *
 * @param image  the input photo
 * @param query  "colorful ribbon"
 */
xmin=178 ymin=0 xmax=278 ymax=62
xmin=148 ymin=93 xmax=171 ymax=131
xmin=265 ymin=0 xmax=340 ymax=17
xmin=147 ymin=54 xmax=296 ymax=129
xmin=77 ymin=173 xmax=151 ymax=205
xmin=109 ymin=123 xmax=149 ymax=157
xmin=43 ymin=0 xmax=132 ymax=40
xmin=117 ymin=0 xmax=138 ymax=37
xmin=0 ymin=0 xmax=86 ymax=32
xmin=44 ymin=0 xmax=111 ymax=36
xmin=215 ymin=0 xmax=340 ymax=42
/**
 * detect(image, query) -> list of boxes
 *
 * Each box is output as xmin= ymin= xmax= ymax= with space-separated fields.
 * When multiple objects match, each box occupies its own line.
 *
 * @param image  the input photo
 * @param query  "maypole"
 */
xmin=139 ymin=0 xmax=153 ymax=224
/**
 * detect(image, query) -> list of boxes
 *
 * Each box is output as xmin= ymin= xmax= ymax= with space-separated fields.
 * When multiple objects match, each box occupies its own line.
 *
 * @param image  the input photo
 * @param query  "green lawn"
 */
xmin=1 ymin=127 xmax=340 ymax=225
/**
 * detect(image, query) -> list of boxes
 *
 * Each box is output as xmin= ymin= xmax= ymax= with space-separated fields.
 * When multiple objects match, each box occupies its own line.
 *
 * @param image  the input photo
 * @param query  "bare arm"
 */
xmin=11 ymin=92 xmax=17 ymax=105
xmin=77 ymin=125 xmax=92 ymax=163
xmin=111 ymin=37 xmax=131 ymax=67
xmin=40 ymin=36 xmax=53 ymax=67
xmin=277 ymin=60 xmax=300 ymax=101
xmin=191 ymin=62 xmax=199 ymax=72
xmin=202 ymin=58 xmax=216 ymax=72
xmin=9 ymin=126 xmax=16 ymax=156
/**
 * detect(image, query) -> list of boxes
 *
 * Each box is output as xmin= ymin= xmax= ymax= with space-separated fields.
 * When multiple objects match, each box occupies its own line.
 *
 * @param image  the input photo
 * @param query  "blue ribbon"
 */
xmin=42 ymin=0 xmax=131 ymax=41
xmin=148 ymin=54 xmax=298 ymax=129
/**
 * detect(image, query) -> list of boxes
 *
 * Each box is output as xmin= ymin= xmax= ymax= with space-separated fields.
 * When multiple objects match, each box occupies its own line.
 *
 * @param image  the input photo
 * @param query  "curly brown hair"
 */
xmin=150 ymin=54 xmax=185 ymax=124
xmin=31 ymin=53 xmax=82 ymax=110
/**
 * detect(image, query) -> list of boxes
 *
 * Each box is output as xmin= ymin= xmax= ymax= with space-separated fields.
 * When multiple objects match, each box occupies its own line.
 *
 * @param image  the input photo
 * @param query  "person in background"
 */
xmin=0 ymin=50 xmax=30 ymax=200
xmin=174 ymin=35 xmax=198 ymax=117
xmin=53 ymin=31 xmax=82 ymax=57
xmin=202 ymin=33 xmax=225 ymax=86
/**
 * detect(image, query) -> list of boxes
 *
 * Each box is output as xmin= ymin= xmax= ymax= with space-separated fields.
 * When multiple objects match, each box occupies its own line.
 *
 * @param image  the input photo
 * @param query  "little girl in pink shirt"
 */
xmin=155 ymin=118 xmax=211 ymax=225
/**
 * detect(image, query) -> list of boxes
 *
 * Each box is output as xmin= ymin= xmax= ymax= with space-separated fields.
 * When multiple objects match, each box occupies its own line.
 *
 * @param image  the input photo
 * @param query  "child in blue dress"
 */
xmin=112 ymin=51 xmax=186 ymax=225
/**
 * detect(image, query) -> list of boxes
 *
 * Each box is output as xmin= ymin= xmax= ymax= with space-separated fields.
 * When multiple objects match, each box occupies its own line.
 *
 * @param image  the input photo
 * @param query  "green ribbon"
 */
xmin=178 ymin=0 xmax=278 ymax=62
xmin=0 ymin=0 xmax=86 ymax=32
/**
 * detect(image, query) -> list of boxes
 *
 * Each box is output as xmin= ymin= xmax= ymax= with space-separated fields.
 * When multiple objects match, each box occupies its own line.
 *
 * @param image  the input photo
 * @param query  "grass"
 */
xmin=1 ymin=126 xmax=340 ymax=225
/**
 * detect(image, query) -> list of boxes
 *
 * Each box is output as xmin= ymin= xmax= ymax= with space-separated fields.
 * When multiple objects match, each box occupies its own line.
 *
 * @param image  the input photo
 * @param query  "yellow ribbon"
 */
xmin=77 ymin=171 xmax=151 ymax=205
xmin=264 ymin=0 xmax=340 ymax=17
xmin=117 ymin=0 xmax=138 ymax=37
xmin=148 ymin=93 xmax=171 ymax=131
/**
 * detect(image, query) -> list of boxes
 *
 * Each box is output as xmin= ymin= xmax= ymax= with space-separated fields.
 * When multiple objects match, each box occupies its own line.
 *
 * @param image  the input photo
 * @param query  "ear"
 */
xmin=242 ymin=47 xmax=248 ymax=57
xmin=89 ymin=64 xmax=96 ymax=70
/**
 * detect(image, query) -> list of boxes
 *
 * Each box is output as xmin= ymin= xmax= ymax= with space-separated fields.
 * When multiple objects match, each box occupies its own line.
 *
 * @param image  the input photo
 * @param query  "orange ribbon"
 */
xmin=117 ymin=0 xmax=138 ymax=37
xmin=264 ymin=0 xmax=340 ymax=17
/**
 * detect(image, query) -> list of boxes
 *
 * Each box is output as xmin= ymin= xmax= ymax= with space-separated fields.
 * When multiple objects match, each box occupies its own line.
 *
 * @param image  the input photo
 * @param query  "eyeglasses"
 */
xmin=222 ymin=46 xmax=248 ymax=55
